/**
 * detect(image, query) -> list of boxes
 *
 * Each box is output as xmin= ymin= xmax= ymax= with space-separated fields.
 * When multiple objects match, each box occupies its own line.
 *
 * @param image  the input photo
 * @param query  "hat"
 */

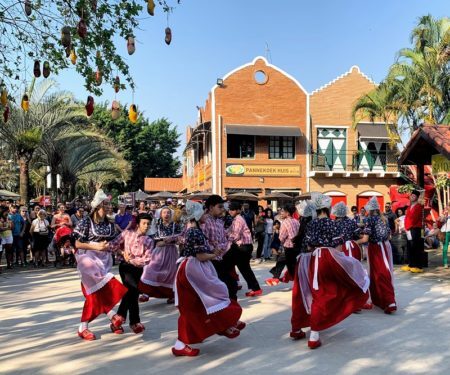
xmin=185 ymin=200 xmax=204 ymax=221
xmin=331 ymin=202 xmax=348 ymax=218
xmin=91 ymin=189 xmax=109 ymax=209
xmin=364 ymin=196 xmax=380 ymax=211
xmin=310 ymin=192 xmax=332 ymax=210
xmin=228 ymin=201 xmax=241 ymax=211
xmin=297 ymin=200 xmax=317 ymax=218
xmin=411 ymin=190 xmax=420 ymax=197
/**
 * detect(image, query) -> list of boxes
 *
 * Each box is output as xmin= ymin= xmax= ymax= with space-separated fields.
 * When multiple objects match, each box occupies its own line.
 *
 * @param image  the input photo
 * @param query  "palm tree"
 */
xmin=0 ymin=80 xmax=84 ymax=203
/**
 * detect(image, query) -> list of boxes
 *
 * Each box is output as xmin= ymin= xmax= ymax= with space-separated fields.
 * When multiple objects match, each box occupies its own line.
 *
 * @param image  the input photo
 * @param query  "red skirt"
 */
xmin=292 ymin=249 xmax=368 ymax=332
xmin=343 ymin=241 xmax=362 ymax=262
xmin=367 ymin=242 xmax=396 ymax=310
xmin=176 ymin=258 xmax=242 ymax=344
xmin=81 ymin=277 xmax=127 ymax=322
xmin=138 ymin=281 xmax=174 ymax=299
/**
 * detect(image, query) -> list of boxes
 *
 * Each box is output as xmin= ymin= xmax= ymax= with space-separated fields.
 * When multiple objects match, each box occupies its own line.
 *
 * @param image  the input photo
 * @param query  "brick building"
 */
xmin=182 ymin=57 xmax=399 ymax=207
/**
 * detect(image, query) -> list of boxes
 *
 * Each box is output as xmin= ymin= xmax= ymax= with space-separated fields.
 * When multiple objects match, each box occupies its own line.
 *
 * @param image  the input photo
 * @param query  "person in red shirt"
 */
xmin=402 ymin=190 xmax=424 ymax=273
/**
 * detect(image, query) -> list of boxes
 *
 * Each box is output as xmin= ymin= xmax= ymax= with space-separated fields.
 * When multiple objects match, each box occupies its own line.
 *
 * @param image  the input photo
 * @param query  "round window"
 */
xmin=254 ymin=70 xmax=268 ymax=85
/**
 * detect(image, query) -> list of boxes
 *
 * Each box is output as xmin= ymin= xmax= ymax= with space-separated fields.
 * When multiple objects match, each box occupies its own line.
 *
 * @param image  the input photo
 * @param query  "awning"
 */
xmin=357 ymin=124 xmax=390 ymax=142
xmin=226 ymin=124 xmax=302 ymax=137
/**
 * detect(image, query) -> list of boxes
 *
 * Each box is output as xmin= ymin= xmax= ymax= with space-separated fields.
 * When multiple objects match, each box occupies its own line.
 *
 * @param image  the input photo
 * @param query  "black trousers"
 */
xmin=212 ymin=253 xmax=238 ymax=301
xmin=285 ymin=247 xmax=300 ymax=278
xmin=118 ymin=262 xmax=143 ymax=325
xmin=229 ymin=243 xmax=261 ymax=291
xmin=255 ymin=232 xmax=265 ymax=259
xmin=407 ymin=227 xmax=423 ymax=268
xmin=270 ymin=252 xmax=286 ymax=279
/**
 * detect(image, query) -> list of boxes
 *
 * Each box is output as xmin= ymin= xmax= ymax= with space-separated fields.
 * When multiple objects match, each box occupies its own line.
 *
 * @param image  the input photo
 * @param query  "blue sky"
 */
xmin=57 ymin=0 xmax=448 ymax=151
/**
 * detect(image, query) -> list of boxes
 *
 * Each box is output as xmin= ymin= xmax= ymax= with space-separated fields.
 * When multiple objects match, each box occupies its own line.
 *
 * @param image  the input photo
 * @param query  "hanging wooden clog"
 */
xmin=127 ymin=36 xmax=135 ymax=55
xmin=61 ymin=26 xmax=71 ymax=47
xmin=90 ymin=0 xmax=97 ymax=12
xmin=147 ymin=0 xmax=155 ymax=16
xmin=114 ymin=76 xmax=120 ymax=93
xmin=70 ymin=49 xmax=77 ymax=65
xmin=95 ymin=70 xmax=102 ymax=86
xmin=0 ymin=89 xmax=7 ymax=106
xmin=78 ymin=18 xmax=87 ymax=38
xmin=21 ymin=94 xmax=30 ymax=112
xmin=129 ymin=104 xmax=138 ymax=123
xmin=43 ymin=61 xmax=50 ymax=78
xmin=33 ymin=60 xmax=41 ymax=78
xmin=3 ymin=106 xmax=9 ymax=123
xmin=25 ymin=0 xmax=32 ymax=16
xmin=85 ymin=96 xmax=94 ymax=117
xmin=111 ymin=100 xmax=121 ymax=120
xmin=165 ymin=27 xmax=172 ymax=45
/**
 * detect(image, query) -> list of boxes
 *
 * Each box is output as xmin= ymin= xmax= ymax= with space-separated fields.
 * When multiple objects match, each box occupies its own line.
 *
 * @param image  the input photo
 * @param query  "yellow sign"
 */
xmin=432 ymin=154 xmax=450 ymax=174
xmin=226 ymin=164 xmax=301 ymax=177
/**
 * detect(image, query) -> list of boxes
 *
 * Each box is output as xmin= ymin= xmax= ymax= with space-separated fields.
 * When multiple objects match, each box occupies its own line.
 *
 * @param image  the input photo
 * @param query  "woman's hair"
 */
xmin=395 ymin=208 xmax=404 ymax=217
xmin=316 ymin=207 xmax=330 ymax=217
xmin=158 ymin=206 xmax=173 ymax=224
xmin=265 ymin=208 xmax=273 ymax=218
xmin=273 ymin=220 xmax=280 ymax=226
xmin=293 ymin=216 xmax=313 ymax=252
xmin=258 ymin=205 xmax=264 ymax=211
xmin=282 ymin=204 xmax=296 ymax=216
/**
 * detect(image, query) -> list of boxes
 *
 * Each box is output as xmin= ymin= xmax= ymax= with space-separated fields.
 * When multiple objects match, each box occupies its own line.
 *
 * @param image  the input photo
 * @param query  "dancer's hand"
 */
xmin=96 ymin=241 xmax=109 ymax=251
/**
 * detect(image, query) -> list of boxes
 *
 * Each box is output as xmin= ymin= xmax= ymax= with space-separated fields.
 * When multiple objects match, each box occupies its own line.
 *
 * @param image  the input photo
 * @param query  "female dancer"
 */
xmin=363 ymin=197 xmax=397 ymax=314
xmin=291 ymin=193 xmax=370 ymax=349
xmin=73 ymin=189 xmax=127 ymax=341
xmin=109 ymin=213 xmax=153 ymax=334
xmin=172 ymin=201 xmax=244 ymax=357
xmin=139 ymin=206 xmax=182 ymax=303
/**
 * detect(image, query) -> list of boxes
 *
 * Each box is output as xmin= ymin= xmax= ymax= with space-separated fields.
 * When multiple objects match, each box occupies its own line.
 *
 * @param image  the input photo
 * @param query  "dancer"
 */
xmin=227 ymin=201 xmax=262 ymax=297
xmin=278 ymin=204 xmax=300 ymax=281
xmin=363 ymin=197 xmax=397 ymax=314
xmin=73 ymin=189 xmax=127 ymax=341
xmin=139 ymin=206 xmax=182 ymax=303
xmin=332 ymin=202 xmax=366 ymax=261
xmin=172 ymin=201 xmax=243 ymax=357
xmin=291 ymin=194 xmax=370 ymax=349
xmin=109 ymin=213 xmax=153 ymax=334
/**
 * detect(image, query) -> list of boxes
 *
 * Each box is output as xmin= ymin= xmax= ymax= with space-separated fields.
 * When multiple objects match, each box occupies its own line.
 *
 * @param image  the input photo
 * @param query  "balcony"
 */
xmin=310 ymin=150 xmax=399 ymax=177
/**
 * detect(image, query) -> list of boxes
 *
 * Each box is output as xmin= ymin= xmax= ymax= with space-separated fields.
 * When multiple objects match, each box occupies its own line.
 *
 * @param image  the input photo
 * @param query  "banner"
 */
xmin=226 ymin=164 xmax=301 ymax=177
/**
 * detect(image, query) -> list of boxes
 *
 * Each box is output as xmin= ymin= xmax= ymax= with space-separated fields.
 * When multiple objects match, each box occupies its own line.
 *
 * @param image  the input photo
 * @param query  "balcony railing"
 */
xmin=311 ymin=150 xmax=399 ymax=173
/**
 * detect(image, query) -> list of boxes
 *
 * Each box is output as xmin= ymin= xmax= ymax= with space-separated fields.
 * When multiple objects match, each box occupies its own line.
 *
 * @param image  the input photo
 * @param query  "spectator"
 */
xmin=30 ymin=210 xmax=50 ymax=268
xmin=262 ymin=208 xmax=274 ymax=261
xmin=439 ymin=205 xmax=450 ymax=268
xmin=71 ymin=207 xmax=85 ymax=227
xmin=383 ymin=202 xmax=397 ymax=233
xmin=115 ymin=203 xmax=133 ymax=233
xmin=9 ymin=205 xmax=25 ymax=267
xmin=254 ymin=206 xmax=266 ymax=262
xmin=424 ymin=223 xmax=440 ymax=249
xmin=20 ymin=206 xmax=32 ymax=266
xmin=51 ymin=203 xmax=72 ymax=230
xmin=403 ymin=190 xmax=424 ymax=273
xmin=0 ymin=210 xmax=14 ymax=269
xmin=241 ymin=203 xmax=255 ymax=235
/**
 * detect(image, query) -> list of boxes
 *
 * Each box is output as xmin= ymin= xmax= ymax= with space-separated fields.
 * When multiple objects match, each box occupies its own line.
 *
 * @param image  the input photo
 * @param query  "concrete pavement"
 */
xmin=0 ymin=263 xmax=449 ymax=375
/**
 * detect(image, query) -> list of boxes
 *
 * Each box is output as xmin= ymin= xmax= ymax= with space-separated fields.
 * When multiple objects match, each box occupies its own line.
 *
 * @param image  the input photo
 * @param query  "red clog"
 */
xmin=130 ymin=322 xmax=145 ymax=334
xmin=172 ymin=345 xmax=200 ymax=357
xmin=218 ymin=327 xmax=240 ymax=339
xmin=308 ymin=340 xmax=322 ymax=349
xmin=139 ymin=294 xmax=149 ymax=303
xmin=290 ymin=330 xmax=306 ymax=340
xmin=362 ymin=303 xmax=373 ymax=310
xmin=245 ymin=289 xmax=263 ymax=297
xmin=265 ymin=278 xmax=280 ymax=286
xmin=384 ymin=305 xmax=397 ymax=314
xmin=110 ymin=314 xmax=125 ymax=334
xmin=235 ymin=321 xmax=246 ymax=330
xmin=78 ymin=329 xmax=96 ymax=341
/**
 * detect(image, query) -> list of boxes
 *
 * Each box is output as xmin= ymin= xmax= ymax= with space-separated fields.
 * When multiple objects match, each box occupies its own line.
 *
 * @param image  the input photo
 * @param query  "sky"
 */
xmin=56 ymin=0 xmax=449 ymax=153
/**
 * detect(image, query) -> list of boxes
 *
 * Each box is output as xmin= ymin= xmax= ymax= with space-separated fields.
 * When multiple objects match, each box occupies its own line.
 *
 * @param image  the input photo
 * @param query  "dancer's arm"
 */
xmin=75 ymin=240 xmax=109 ymax=251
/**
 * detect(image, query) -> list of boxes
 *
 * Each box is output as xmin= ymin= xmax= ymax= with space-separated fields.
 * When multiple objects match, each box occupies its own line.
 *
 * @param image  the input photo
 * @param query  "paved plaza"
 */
xmin=1 ymin=263 xmax=449 ymax=375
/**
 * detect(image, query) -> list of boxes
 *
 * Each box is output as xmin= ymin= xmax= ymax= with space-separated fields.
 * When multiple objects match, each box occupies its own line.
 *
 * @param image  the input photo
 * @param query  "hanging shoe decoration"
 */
xmin=21 ymin=94 xmax=30 ymax=112
xmin=0 ymin=89 xmax=7 ymax=106
xmin=114 ymin=76 xmax=120 ymax=93
xmin=70 ymin=49 xmax=77 ymax=65
xmin=33 ymin=60 xmax=41 ymax=78
xmin=3 ymin=106 xmax=9 ymax=123
xmin=43 ymin=61 xmax=50 ymax=78
xmin=127 ymin=36 xmax=136 ymax=55
xmin=165 ymin=27 xmax=172 ymax=45
xmin=61 ymin=26 xmax=71 ymax=48
xmin=147 ymin=0 xmax=155 ymax=16
xmin=85 ymin=96 xmax=94 ymax=117
xmin=24 ymin=0 xmax=32 ymax=16
xmin=111 ymin=100 xmax=121 ymax=120
xmin=90 ymin=0 xmax=97 ymax=12
xmin=129 ymin=104 xmax=138 ymax=123
xmin=95 ymin=70 xmax=102 ymax=86
xmin=78 ymin=18 xmax=88 ymax=38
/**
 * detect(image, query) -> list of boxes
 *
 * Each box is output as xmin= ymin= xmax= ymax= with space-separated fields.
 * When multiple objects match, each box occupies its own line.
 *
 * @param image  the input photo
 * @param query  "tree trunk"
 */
xmin=18 ymin=156 xmax=30 ymax=205
xmin=51 ymin=172 xmax=57 ymax=207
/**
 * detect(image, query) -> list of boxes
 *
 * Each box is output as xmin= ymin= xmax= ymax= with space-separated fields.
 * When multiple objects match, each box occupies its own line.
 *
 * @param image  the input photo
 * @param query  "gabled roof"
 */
xmin=311 ymin=66 xmax=377 ymax=95
xmin=398 ymin=125 xmax=450 ymax=165
xmin=144 ymin=178 xmax=183 ymax=193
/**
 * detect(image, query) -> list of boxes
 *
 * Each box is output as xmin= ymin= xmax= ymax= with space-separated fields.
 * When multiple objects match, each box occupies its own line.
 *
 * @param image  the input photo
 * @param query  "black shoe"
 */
xmin=7 ymin=265 xmax=12 ymax=269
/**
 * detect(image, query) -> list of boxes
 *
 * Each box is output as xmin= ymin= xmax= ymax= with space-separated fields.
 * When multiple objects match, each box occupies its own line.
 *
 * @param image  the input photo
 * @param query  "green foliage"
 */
xmin=91 ymin=103 xmax=181 ymax=191
xmin=0 ymin=1 xmax=180 ymax=96
xmin=353 ymin=15 xmax=449 ymax=141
